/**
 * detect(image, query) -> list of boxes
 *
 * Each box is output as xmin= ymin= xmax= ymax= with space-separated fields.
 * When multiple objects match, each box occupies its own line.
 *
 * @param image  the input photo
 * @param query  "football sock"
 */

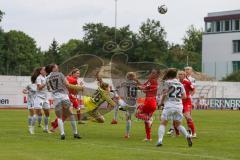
xmin=158 ymin=124 xmax=165 ymax=143
xmin=113 ymin=106 xmax=118 ymax=121
xmin=145 ymin=121 xmax=151 ymax=139
xmin=31 ymin=115 xmax=37 ymax=127
xmin=51 ymin=118 xmax=58 ymax=129
xmin=170 ymin=122 xmax=174 ymax=130
xmin=28 ymin=116 xmax=32 ymax=126
xmin=177 ymin=125 xmax=189 ymax=138
xmin=38 ymin=115 xmax=42 ymax=126
xmin=57 ymin=118 xmax=65 ymax=135
xmin=126 ymin=120 xmax=131 ymax=135
xmin=70 ymin=115 xmax=78 ymax=134
xmin=77 ymin=110 xmax=81 ymax=121
xmin=187 ymin=119 xmax=196 ymax=134
xmin=44 ymin=116 xmax=49 ymax=130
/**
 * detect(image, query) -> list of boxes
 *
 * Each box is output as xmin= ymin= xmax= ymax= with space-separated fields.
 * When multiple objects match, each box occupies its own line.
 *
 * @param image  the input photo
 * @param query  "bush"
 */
xmin=222 ymin=71 xmax=240 ymax=82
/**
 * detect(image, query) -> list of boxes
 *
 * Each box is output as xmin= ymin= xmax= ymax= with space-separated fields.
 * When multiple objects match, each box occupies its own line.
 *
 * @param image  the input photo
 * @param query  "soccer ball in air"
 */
xmin=158 ymin=5 xmax=168 ymax=14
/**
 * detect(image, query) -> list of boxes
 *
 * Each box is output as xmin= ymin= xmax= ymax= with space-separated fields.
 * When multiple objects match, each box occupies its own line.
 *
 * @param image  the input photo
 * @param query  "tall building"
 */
xmin=202 ymin=10 xmax=240 ymax=80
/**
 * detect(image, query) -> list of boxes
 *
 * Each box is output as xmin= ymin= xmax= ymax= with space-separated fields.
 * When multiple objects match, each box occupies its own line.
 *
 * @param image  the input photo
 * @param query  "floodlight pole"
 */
xmin=114 ymin=0 xmax=118 ymax=43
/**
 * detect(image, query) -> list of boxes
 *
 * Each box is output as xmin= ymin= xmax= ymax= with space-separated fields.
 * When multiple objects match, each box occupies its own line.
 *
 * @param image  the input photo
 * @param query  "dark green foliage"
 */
xmin=223 ymin=71 xmax=240 ymax=82
xmin=1 ymin=30 xmax=42 ymax=75
xmin=0 ymin=12 xmax=203 ymax=75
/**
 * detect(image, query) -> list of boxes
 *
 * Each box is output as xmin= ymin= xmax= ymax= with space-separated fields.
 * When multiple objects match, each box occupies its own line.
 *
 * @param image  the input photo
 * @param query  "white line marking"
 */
xmin=78 ymin=141 xmax=235 ymax=160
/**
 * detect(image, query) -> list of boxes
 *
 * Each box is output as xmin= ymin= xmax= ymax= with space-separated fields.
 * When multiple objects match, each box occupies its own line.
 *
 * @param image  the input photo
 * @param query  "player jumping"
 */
xmin=156 ymin=68 xmax=192 ymax=147
xmin=135 ymin=69 xmax=160 ymax=141
xmin=178 ymin=70 xmax=196 ymax=138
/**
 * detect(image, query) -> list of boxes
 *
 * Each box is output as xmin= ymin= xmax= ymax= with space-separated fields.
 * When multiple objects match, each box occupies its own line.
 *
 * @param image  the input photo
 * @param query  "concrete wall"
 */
xmin=202 ymin=32 xmax=240 ymax=80
xmin=0 ymin=75 xmax=240 ymax=108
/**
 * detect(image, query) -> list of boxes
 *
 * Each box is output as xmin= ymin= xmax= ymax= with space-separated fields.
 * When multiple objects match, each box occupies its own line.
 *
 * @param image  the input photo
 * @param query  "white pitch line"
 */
xmin=78 ymin=141 xmax=235 ymax=160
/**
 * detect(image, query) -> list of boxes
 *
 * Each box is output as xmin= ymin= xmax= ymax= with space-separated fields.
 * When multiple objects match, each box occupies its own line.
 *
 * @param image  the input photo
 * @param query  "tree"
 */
xmin=82 ymin=23 xmax=134 ymax=58
xmin=0 ymin=29 xmax=5 ymax=74
xmin=44 ymin=39 xmax=60 ymax=65
xmin=58 ymin=39 xmax=85 ymax=63
xmin=223 ymin=71 xmax=240 ymax=82
xmin=182 ymin=25 xmax=203 ymax=71
xmin=2 ymin=30 xmax=42 ymax=75
xmin=136 ymin=19 xmax=168 ymax=62
xmin=0 ymin=10 xmax=4 ymax=22
xmin=183 ymin=25 xmax=203 ymax=54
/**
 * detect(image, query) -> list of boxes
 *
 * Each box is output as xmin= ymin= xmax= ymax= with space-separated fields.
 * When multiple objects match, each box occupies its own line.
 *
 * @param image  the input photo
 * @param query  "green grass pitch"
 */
xmin=0 ymin=110 xmax=239 ymax=160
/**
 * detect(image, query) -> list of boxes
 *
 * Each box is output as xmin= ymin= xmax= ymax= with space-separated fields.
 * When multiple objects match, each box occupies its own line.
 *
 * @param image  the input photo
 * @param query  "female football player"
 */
xmin=35 ymin=67 xmax=51 ymax=133
xmin=50 ymin=68 xmax=85 ymax=131
xmin=22 ymin=72 xmax=37 ymax=134
xmin=45 ymin=64 xmax=83 ymax=140
xmin=156 ymin=68 xmax=192 ymax=147
xmin=178 ymin=70 xmax=196 ymax=138
xmin=115 ymin=72 xmax=138 ymax=138
xmin=66 ymin=68 xmax=84 ymax=123
xmin=135 ymin=69 xmax=160 ymax=141
xmin=27 ymin=67 xmax=44 ymax=134
xmin=49 ymin=70 xmax=116 ymax=132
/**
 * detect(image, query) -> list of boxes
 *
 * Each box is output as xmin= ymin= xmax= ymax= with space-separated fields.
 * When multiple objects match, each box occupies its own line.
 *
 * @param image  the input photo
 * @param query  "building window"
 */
xmin=206 ymin=22 xmax=212 ymax=32
xmin=220 ymin=21 xmax=224 ymax=32
xmin=233 ymin=40 xmax=240 ymax=53
xmin=216 ymin=21 xmax=221 ymax=32
xmin=225 ymin=20 xmax=230 ymax=31
xmin=234 ymin=20 xmax=240 ymax=31
xmin=232 ymin=61 xmax=240 ymax=72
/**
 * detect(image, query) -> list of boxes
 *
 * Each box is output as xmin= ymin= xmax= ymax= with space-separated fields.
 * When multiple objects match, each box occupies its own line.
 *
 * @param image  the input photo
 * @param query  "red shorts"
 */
xmin=141 ymin=97 xmax=157 ymax=115
xmin=183 ymin=98 xmax=192 ymax=113
xmin=70 ymin=97 xmax=79 ymax=109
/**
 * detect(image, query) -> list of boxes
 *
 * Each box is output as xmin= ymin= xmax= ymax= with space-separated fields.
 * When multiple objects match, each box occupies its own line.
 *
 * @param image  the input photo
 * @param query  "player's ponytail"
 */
xmin=31 ymin=67 xmax=42 ymax=83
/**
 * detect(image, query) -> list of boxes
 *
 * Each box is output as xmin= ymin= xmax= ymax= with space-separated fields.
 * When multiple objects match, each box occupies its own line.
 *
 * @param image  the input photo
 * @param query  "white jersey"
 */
xmin=36 ymin=74 xmax=48 ymax=99
xmin=25 ymin=84 xmax=37 ymax=101
xmin=187 ymin=76 xmax=196 ymax=87
xmin=162 ymin=79 xmax=186 ymax=109
xmin=118 ymin=80 xmax=138 ymax=106
xmin=46 ymin=72 xmax=69 ymax=99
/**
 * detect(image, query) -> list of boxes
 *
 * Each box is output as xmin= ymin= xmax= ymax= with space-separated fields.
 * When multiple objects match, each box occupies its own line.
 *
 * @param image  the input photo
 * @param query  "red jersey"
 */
xmin=181 ymin=79 xmax=194 ymax=98
xmin=143 ymin=79 xmax=158 ymax=98
xmin=67 ymin=76 xmax=78 ymax=95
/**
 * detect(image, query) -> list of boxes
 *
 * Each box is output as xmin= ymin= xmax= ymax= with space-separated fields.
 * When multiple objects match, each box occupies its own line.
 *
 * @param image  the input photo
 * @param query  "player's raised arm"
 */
xmin=96 ymin=70 xmax=103 ymax=86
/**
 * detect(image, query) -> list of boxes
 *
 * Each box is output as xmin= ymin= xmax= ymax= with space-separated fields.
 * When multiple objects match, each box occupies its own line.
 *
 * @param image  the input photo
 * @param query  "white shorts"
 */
xmin=33 ymin=96 xmax=50 ymax=109
xmin=52 ymin=93 xmax=71 ymax=110
xmin=161 ymin=107 xmax=183 ymax=121
xmin=118 ymin=99 xmax=136 ymax=116
xmin=27 ymin=99 xmax=34 ymax=110
xmin=126 ymin=106 xmax=136 ymax=116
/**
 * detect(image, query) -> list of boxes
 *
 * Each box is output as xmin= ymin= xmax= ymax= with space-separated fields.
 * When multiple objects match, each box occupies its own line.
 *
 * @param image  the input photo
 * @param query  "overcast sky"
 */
xmin=1 ymin=0 xmax=240 ymax=50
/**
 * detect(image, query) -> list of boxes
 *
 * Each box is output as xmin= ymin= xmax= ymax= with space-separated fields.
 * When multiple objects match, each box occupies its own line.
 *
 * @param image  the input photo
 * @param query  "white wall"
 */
xmin=202 ymin=32 xmax=240 ymax=80
xmin=1 ymin=76 xmax=240 ymax=108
